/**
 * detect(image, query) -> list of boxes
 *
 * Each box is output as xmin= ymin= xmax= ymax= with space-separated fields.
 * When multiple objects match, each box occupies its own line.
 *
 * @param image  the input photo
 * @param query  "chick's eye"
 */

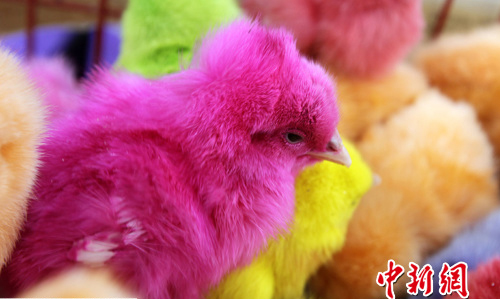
xmin=285 ymin=132 xmax=304 ymax=144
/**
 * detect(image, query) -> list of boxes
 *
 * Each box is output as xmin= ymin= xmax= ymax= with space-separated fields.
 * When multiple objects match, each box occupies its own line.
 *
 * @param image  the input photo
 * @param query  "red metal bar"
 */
xmin=432 ymin=0 xmax=454 ymax=39
xmin=26 ymin=0 xmax=36 ymax=58
xmin=2 ymin=0 xmax=122 ymax=18
xmin=92 ymin=0 xmax=107 ymax=65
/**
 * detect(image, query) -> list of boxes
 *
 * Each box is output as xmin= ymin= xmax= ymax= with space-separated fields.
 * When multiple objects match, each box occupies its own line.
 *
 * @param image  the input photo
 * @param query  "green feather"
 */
xmin=117 ymin=0 xmax=241 ymax=78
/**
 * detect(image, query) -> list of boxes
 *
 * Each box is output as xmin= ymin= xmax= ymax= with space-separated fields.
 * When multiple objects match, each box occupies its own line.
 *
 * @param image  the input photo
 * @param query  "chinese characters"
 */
xmin=376 ymin=259 xmax=469 ymax=298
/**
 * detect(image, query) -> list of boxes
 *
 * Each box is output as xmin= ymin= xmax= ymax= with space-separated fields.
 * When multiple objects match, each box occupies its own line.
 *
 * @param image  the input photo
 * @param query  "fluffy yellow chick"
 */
xmin=310 ymin=90 xmax=499 ymax=299
xmin=207 ymin=141 xmax=373 ymax=299
xmin=0 ymin=49 xmax=45 ymax=270
xmin=413 ymin=25 xmax=500 ymax=157
xmin=18 ymin=267 xmax=136 ymax=298
xmin=337 ymin=63 xmax=428 ymax=141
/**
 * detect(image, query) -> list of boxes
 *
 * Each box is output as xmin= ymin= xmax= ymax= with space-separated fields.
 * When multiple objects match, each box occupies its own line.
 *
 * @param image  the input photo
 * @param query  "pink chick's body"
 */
xmin=3 ymin=21 xmax=348 ymax=299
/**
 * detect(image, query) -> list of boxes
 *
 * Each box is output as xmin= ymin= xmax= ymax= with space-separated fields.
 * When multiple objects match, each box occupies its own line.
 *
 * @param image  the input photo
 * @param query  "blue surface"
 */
xmin=415 ymin=209 xmax=500 ymax=299
xmin=0 ymin=23 xmax=121 ymax=76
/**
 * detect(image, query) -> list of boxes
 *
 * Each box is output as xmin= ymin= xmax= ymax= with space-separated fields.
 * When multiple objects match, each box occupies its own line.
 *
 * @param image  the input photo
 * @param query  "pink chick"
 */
xmin=448 ymin=257 xmax=500 ymax=299
xmin=241 ymin=0 xmax=424 ymax=78
xmin=315 ymin=0 xmax=424 ymax=78
xmin=2 ymin=20 xmax=350 ymax=299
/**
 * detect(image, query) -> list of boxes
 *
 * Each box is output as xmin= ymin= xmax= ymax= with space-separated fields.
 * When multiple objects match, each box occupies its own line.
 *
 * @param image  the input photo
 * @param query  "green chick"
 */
xmin=117 ymin=0 xmax=240 ymax=78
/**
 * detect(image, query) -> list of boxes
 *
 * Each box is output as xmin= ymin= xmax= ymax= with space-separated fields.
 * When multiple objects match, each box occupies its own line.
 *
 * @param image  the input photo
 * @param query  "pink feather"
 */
xmin=25 ymin=57 xmax=82 ymax=121
xmin=3 ymin=20 xmax=340 ymax=299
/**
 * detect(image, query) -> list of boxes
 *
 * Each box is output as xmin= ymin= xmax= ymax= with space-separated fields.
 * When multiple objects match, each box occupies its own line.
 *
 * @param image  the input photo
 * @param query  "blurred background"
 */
xmin=424 ymin=0 xmax=500 ymax=35
xmin=0 ymin=0 xmax=125 ymax=33
xmin=0 ymin=0 xmax=499 ymax=78
xmin=2 ymin=0 xmax=500 ymax=35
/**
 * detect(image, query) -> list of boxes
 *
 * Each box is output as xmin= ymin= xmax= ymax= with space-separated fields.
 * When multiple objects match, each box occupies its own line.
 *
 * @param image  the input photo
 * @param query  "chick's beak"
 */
xmin=307 ymin=130 xmax=352 ymax=167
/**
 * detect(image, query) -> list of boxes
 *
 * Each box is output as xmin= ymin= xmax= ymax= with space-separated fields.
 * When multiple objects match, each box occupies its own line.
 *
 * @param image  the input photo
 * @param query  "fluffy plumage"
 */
xmin=336 ymin=63 xmax=428 ymax=140
xmin=241 ymin=0 xmax=424 ymax=78
xmin=207 ymin=141 xmax=372 ymax=299
xmin=117 ymin=0 xmax=240 ymax=78
xmin=310 ymin=90 xmax=499 ymax=299
xmin=449 ymin=257 xmax=500 ymax=299
xmin=25 ymin=57 xmax=81 ymax=121
xmin=417 ymin=209 xmax=500 ymax=299
xmin=0 ymin=49 xmax=45 ymax=271
xmin=18 ymin=267 xmax=136 ymax=298
xmin=413 ymin=25 xmax=500 ymax=158
xmin=3 ymin=21 xmax=347 ymax=299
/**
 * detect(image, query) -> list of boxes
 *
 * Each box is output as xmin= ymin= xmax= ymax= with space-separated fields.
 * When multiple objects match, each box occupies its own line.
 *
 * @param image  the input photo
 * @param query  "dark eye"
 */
xmin=285 ymin=132 xmax=304 ymax=144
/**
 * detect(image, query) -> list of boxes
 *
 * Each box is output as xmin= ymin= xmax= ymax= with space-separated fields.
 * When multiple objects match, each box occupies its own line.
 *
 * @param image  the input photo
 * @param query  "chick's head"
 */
xmin=180 ymin=20 xmax=351 ymax=171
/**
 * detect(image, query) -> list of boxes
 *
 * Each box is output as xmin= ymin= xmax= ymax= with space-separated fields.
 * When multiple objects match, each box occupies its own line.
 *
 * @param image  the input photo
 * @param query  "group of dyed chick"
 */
xmin=0 ymin=49 xmax=45 ymax=271
xmin=117 ymin=3 xmax=377 ymax=298
xmin=4 ymin=0 xmax=500 ymax=298
xmin=0 ymin=0 xmax=378 ymax=297
xmin=1 ymin=20 xmax=355 ymax=299
xmin=240 ymin=1 xmax=500 ymax=299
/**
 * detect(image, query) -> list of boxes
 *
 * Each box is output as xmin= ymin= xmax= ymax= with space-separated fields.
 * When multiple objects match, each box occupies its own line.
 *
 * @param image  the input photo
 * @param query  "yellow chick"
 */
xmin=0 ymin=49 xmax=45 ymax=271
xmin=207 ymin=141 xmax=373 ymax=299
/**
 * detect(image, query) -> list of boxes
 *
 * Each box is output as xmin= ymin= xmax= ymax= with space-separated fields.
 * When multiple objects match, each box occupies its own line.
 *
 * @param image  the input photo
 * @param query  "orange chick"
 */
xmin=0 ymin=49 xmax=45 ymax=271
xmin=413 ymin=25 xmax=500 ymax=158
xmin=310 ymin=90 xmax=499 ymax=299
xmin=336 ymin=63 xmax=428 ymax=140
